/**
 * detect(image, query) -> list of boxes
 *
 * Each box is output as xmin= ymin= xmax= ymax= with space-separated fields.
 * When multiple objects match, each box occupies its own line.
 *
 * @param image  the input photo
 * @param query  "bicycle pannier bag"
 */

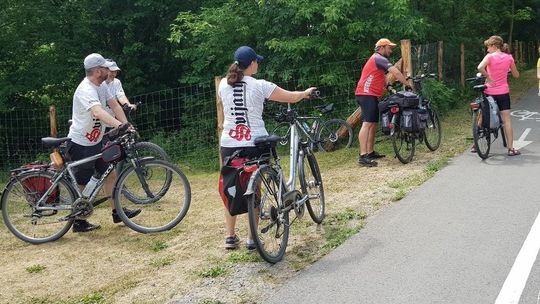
xmin=486 ymin=96 xmax=500 ymax=130
xmin=101 ymin=142 xmax=125 ymax=163
xmin=401 ymin=110 xmax=421 ymax=133
xmin=13 ymin=163 xmax=59 ymax=204
xmin=381 ymin=111 xmax=391 ymax=135
xmin=218 ymin=156 xmax=255 ymax=216
xmin=398 ymin=91 xmax=420 ymax=108
xmin=418 ymin=108 xmax=429 ymax=130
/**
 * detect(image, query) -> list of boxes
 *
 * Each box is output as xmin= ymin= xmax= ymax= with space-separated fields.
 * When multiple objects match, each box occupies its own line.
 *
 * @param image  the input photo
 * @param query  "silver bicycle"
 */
xmin=1 ymin=124 xmax=191 ymax=244
xmin=244 ymin=97 xmax=325 ymax=263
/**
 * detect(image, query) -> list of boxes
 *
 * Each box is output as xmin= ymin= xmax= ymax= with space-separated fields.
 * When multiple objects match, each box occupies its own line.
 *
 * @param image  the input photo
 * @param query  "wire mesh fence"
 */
xmin=1 ymin=40 xmax=536 ymax=172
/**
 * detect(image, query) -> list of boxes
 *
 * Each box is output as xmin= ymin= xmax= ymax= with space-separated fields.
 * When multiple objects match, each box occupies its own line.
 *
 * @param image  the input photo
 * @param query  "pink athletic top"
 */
xmin=484 ymin=52 xmax=514 ymax=95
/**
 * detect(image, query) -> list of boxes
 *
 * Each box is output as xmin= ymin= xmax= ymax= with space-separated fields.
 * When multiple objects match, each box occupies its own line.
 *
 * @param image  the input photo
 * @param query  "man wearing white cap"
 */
xmin=355 ymin=38 xmax=409 ymax=167
xmin=67 ymin=53 xmax=140 ymax=233
xmin=105 ymin=60 xmax=136 ymax=111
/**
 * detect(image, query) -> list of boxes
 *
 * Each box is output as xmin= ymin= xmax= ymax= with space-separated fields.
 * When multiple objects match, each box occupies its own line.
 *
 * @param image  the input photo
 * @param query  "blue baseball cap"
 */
xmin=234 ymin=46 xmax=264 ymax=68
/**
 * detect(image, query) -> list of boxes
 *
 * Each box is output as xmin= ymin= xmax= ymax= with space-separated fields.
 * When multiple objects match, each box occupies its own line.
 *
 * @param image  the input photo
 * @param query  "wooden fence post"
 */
xmin=215 ymin=76 xmax=223 ymax=165
xmin=460 ymin=43 xmax=465 ymax=88
xmin=49 ymin=105 xmax=57 ymax=137
xmin=438 ymin=41 xmax=444 ymax=81
xmin=519 ymin=41 xmax=524 ymax=64
xmin=400 ymin=39 xmax=413 ymax=80
xmin=514 ymin=40 xmax=519 ymax=62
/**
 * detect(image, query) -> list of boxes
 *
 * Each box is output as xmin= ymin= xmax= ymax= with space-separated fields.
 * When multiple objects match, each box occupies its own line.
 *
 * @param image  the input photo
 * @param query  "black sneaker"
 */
xmin=72 ymin=219 xmax=101 ymax=233
xmin=225 ymin=235 xmax=240 ymax=250
xmin=358 ymin=155 xmax=378 ymax=167
xmin=246 ymin=240 xmax=257 ymax=252
xmin=367 ymin=151 xmax=386 ymax=159
xmin=112 ymin=208 xmax=141 ymax=223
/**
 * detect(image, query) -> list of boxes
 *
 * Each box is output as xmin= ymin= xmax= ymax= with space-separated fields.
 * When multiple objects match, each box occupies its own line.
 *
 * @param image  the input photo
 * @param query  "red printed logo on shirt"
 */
xmin=229 ymin=124 xmax=252 ymax=141
xmin=85 ymin=128 xmax=101 ymax=142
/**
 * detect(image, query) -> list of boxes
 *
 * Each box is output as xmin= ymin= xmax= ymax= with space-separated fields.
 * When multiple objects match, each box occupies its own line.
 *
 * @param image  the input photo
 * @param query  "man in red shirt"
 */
xmin=355 ymin=38 xmax=409 ymax=167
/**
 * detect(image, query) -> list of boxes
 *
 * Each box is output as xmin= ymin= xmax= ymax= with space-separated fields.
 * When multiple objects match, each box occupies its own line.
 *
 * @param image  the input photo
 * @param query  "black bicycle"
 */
xmin=380 ymin=74 xmax=442 ymax=164
xmin=273 ymin=95 xmax=353 ymax=152
xmin=467 ymin=73 xmax=506 ymax=159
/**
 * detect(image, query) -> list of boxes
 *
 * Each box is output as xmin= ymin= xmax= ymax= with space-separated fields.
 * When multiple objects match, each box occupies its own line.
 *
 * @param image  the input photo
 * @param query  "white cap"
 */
xmin=84 ymin=53 xmax=113 ymax=70
xmin=108 ymin=60 xmax=121 ymax=71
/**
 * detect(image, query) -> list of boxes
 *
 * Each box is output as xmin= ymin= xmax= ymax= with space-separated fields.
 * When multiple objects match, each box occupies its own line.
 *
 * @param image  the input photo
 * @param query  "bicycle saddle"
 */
xmin=473 ymin=84 xmax=487 ymax=91
xmin=41 ymin=137 xmax=71 ymax=148
xmin=254 ymin=135 xmax=282 ymax=147
xmin=315 ymin=103 xmax=334 ymax=114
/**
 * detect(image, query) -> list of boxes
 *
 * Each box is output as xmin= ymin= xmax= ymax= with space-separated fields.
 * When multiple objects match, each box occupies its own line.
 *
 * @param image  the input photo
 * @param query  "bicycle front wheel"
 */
xmin=299 ymin=149 xmax=325 ymax=224
xmin=472 ymin=110 xmax=491 ymax=159
xmin=317 ymin=119 xmax=353 ymax=152
xmin=424 ymin=107 xmax=442 ymax=151
xmin=117 ymin=141 xmax=170 ymax=173
xmin=392 ymin=126 xmax=416 ymax=164
xmin=247 ymin=165 xmax=289 ymax=264
xmin=1 ymin=170 xmax=75 ymax=244
xmin=114 ymin=159 xmax=191 ymax=233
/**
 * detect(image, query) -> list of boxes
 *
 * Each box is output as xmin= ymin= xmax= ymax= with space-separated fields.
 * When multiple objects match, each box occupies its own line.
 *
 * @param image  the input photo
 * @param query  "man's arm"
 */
xmin=89 ymin=104 xmax=122 ymax=128
xmin=387 ymin=66 xmax=409 ymax=87
xmin=107 ymin=98 xmax=128 ymax=123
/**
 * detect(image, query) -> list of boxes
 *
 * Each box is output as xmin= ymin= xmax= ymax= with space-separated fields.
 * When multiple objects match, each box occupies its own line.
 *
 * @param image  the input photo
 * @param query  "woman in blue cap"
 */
xmin=218 ymin=46 xmax=317 ymax=250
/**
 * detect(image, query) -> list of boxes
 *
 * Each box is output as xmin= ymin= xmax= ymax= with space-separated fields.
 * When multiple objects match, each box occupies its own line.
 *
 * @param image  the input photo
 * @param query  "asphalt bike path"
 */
xmin=266 ymin=87 xmax=540 ymax=304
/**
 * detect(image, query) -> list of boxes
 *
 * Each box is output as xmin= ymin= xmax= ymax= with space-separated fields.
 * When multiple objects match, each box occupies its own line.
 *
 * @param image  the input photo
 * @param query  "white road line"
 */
xmin=494 ymin=211 xmax=540 ymax=304
xmin=517 ymin=128 xmax=532 ymax=142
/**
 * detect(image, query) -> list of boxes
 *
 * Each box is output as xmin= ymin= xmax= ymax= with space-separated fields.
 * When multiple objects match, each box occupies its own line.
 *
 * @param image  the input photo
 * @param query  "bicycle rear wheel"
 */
xmin=272 ymin=122 xmax=291 ymax=146
xmin=247 ymin=165 xmax=289 ymax=264
xmin=113 ymin=159 xmax=191 ymax=233
xmin=472 ymin=110 xmax=491 ymax=159
xmin=1 ymin=170 xmax=75 ymax=244
xmin=424 ymin=107 xmax=442 ymax=151
xmin=392 ymin=126 xmax=416 ymax=164
xmin=317 ymin=119 xmax=353 ymax=152
xmin=299 ymin=149 xmax=325 ymax=224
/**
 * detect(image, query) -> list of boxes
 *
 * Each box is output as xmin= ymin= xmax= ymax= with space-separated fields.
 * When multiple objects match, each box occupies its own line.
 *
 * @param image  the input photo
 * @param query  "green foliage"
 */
xmin=26 ymin=264 xmax=46 ymax=273
xmin=198 ymin=265 xmax=229 ymax=278
xmin=421 ymin=80 xmax=459 ymax=115
xmin=149 ymin=240 xmax=169 ymax=252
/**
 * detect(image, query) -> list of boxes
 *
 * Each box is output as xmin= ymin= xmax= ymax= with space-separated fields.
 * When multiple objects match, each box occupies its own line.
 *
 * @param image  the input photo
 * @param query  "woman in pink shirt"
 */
xmin=477 ymin=35 xmax=520 ymax=156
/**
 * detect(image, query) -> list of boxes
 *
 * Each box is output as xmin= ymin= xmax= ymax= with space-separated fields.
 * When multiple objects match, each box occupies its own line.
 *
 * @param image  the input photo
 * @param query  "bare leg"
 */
xmin=359 ymin=122 xmax=376 ymax=155
xmin=224 ymin=208 xmax=237 ymax=237
xmin=367 ymin=123 xmax=377 ymax=154
xmin=500 ymin=110 xmax=514 ymax=150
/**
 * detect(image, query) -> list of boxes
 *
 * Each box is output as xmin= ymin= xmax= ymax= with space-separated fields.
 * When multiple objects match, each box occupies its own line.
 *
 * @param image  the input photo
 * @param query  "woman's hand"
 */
xmin=304 ymin=87 xmax=318 ymax=99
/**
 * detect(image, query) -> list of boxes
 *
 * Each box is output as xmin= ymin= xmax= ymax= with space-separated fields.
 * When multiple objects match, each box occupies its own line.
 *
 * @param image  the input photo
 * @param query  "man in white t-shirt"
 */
xmin=67 ymin=53 xmax=140 ymax=233
xmin=105 ymin=60 xmax=136 ymax=114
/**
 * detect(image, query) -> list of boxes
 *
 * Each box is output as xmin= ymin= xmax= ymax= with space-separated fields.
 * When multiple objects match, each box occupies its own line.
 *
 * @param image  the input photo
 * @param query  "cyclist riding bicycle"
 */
xmin=476 ymin=35 xmax=520 ymax=156
xmin=67 ymin=53 xmax=140 ymax=232
xmin=218 ymin=45 xmax=316 ymax=251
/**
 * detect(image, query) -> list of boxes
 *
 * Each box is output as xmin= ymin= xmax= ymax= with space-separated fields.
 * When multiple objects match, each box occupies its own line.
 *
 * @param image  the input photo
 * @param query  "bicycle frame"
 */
xmin=30 ymin=153 xmax=116 ymax=212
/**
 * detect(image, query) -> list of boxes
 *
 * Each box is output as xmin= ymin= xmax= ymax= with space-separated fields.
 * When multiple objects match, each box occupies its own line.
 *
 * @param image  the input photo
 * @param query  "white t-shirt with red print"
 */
xmin=218 ymin=76 xmax=277 ymax=148
xmin=68 ymin=77 xmax=114 ymax=146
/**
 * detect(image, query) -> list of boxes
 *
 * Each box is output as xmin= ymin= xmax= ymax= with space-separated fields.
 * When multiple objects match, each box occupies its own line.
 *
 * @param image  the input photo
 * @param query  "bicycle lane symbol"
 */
xmin=511 ymin=110 xmax=540 ymax=122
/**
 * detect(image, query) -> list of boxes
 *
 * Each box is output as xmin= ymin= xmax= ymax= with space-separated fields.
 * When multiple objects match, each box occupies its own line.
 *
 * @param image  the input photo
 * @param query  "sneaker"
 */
xmin=367 ymin=151 xmax=386 ymax=159
xmin=72 ymin=219 xmax=101 ymax=233
xmin=112 ymin=208 xmax=141 ymax=223
xmin=358 ymin=155 xmax=378 ymax=167
xmin=246 ymin=240 xmax=257 ymax=251
xmin=225 ymin=235 xmax=240 ymax=250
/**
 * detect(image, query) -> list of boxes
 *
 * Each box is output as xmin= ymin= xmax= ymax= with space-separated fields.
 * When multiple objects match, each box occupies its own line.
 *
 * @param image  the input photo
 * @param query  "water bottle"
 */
xmin=82 ymin=176 xmax=99 ymax=197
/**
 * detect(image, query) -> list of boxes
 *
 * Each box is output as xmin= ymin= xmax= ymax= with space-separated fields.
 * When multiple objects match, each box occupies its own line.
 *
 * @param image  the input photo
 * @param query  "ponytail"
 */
xmin=226 ymin=63 xmax=244 ymax=86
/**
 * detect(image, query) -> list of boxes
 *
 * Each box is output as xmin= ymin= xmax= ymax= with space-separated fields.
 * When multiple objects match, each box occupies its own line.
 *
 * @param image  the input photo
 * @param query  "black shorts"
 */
xmin=487 ymin=93 xmax=511 ymax=111
xmin=67 ymin=141 xmax=108 ymax=185
xmin=220 ymin=146 xmax=269 ymax=166
xmin=356 ymin=95 xmax=379 ymax=123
